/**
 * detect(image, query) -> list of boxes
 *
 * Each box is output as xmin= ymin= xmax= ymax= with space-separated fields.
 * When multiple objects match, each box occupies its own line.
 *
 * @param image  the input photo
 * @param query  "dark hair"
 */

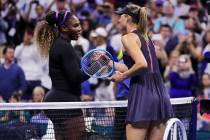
xmin=3 ymin=46 xmax=14 ymax=55
xmin=34 ymin=10 xmax=73 ymax=57
xmin=46 ymin=10 xmax=73 ymax=27
xmin=11 ymin=92 xmax=22 ymax=102
xmin=203 ymin=29 xmax=210 ymax=48
xmin=160 ymin=24 xmax=172 ymax=32
xmin=200 ymin=73 xmax=210 ymax=91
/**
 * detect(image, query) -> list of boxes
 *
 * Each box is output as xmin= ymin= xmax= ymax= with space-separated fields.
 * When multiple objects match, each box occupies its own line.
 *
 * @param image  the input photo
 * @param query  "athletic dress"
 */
xmin=123 ymin=30 xmax=173 ymax=124
xmin=43 ymin=35 xmax=89 ymax=132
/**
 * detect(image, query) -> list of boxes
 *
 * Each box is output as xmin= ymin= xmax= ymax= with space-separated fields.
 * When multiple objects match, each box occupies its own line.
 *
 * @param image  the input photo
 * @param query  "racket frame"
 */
xmin=81 ymin=48 xmax=115 ymax=79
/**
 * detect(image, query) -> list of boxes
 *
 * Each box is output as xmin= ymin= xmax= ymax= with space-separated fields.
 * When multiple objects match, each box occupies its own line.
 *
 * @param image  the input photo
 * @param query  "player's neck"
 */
xmin=127 ymin=24 xmax=137 ymax=33
xmin=60 ymin=33 xmax=71 ymax=42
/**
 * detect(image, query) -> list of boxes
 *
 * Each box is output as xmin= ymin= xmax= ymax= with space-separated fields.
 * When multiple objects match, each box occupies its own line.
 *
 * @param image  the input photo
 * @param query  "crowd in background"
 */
xmin=0 ymin=0 xmax=210 ymax=132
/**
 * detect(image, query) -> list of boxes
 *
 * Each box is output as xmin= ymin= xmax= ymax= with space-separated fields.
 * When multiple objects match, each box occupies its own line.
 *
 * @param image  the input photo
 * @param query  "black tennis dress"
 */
xmin=44 ymin=34 xmax=88 ymax=124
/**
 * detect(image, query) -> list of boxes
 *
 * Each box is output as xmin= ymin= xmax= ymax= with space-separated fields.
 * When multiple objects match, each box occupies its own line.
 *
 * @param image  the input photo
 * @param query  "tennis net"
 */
xmin=0 ymin=97 xmax=197 ymax=140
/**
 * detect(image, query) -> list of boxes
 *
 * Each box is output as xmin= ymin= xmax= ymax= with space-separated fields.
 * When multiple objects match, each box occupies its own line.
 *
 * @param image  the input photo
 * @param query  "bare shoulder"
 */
xmin=122 ymin=33 xmax=138 ymax=42
xmin=122 ymin=33 xmax=141 ymax=48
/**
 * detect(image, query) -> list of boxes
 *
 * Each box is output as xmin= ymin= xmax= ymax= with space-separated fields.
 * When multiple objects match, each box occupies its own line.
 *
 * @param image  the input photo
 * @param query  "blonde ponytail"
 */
xmin=138 ymin=7 xmax=149 ymax=42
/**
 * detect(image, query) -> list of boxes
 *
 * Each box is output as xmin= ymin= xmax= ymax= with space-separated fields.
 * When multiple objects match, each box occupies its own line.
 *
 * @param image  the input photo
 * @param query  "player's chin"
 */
xmin=71 ymin=36 xmax=78 ymax=40
xmin=73 ymin=34 xmax=80 ymax=40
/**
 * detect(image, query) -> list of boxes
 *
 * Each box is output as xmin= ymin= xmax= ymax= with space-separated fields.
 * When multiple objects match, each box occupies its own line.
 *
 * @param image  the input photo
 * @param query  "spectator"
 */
xmin=109 ymin=14 xmax=127 ymax=56
xmin=15 ymin=28 xmax=42 ymax=100
xmin=71 ymin=33 xmax=90 ymax=54
xmin=7 ymin=92 xmax=31 ymax=124
xmin=174 ymin=0 xmax=190 ymax=18
xmin=159 ymin=24 xmax=179 ymax=55
xmin=197 ymin=73 xmax=210 ymax=131
xmin=183 ymin=16 xmax=203 ymax=44
xmin=153 ymin=1 xmax=185 ymax=34
xmin=93 ymin=2 xmax=113 ymax=27
xmin=151 ymin=33 xmax=168 ymax=75
xmin=200 ymin=73 xmax=210 ymax=99
xmin=175 ymin=31 xmax=202 ymax=76
xmin=0 ymin=92 xmax=33 ymax=140
xmin=0 ymin=13 xmax=8 ymax=58
xmin=92 ymin=26 xmax=117 ymax=60
xmin=169 ymin=55 xmax=197 ymax=98
xmin=201 ymin=30 xmax=210 ymax=75
xmin=80 ymin=18 xmax=95 ymax=39
xmin=48 ymin=0 xmax=70 ymax=13
xmin=189 ymin=3 xmax=208 ymax=30
xmin=32 ymin=86 xmax=45 ymax=103
xmin=39 ymin=57 xmax=52 ymax=93
xmin=164 ymin=50 xmax=180 ymax=81
xmin=92 ymin=108 xmax=114 ymax=136
xmin=106 ymin=10 xmax=121 ymax=38
xmin=30 ymin=86 xmax=48 ymax=139
xmin=30 ymin=86 xmax=45 ymax=121
xmin=3 ymin=0 xmax=31 ymax=46
xmin=25 ymin=1 xmax=46 ymax=28
xmin=0 ymin=46 xmax=26 ymax=101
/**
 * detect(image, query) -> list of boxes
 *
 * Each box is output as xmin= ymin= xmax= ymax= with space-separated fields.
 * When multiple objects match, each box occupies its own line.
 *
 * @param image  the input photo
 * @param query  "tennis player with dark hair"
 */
xmin=111 ymin=4 xmax=173 ymax=140
xmin=34 ymin=10 xmax=89 ymax=140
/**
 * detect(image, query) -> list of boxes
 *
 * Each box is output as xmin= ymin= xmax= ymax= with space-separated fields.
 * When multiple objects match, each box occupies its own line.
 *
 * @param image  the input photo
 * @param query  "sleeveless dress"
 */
xmin=123 ymin=31 xmax=173 ymax=123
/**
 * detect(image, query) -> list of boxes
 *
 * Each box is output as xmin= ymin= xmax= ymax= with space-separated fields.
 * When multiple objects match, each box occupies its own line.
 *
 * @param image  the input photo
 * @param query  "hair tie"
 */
xmin=59 ymin=11 xmax=69 ymax=26
xmin=56 ymin=11 xmax=59 ymax=20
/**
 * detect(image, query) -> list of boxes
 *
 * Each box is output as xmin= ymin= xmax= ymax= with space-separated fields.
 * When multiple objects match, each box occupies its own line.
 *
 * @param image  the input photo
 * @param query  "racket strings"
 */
xmin=82 ymin=51 xmax=112 ymax=77
xmin=168 ymin=124 xmax=184 ymax=140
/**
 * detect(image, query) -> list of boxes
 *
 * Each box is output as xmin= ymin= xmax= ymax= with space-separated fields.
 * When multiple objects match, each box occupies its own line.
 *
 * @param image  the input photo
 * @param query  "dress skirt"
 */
xmin=43 ymin=88 xmax=83 ymax=131
xmin=126 ymin=72 xmax=173 ymax=124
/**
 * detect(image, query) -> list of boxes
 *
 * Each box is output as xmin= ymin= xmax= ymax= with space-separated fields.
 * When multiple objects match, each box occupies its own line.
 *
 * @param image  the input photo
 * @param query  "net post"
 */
xmin=190 ymin=98 xmax=198 ymax=140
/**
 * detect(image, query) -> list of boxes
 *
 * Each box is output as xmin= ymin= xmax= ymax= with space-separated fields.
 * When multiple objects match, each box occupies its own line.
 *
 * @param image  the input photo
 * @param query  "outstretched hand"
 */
xmin=109 ymin=71 xmax=125 ymax=82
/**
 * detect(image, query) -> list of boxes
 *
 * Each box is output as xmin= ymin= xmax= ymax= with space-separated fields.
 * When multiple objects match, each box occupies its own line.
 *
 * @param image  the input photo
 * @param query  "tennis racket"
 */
xmin=163 ymin=118 xmax=187 ymax=140
xmin=81 ymin=49 xmax=115 ymax=79
xmin=81 ymin=49 xmax=129 ymax=89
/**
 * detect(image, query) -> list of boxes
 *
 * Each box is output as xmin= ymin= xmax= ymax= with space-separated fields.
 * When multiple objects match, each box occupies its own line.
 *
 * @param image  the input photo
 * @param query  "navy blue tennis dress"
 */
xmin=123 ymin=30 xmax=173 ymax=124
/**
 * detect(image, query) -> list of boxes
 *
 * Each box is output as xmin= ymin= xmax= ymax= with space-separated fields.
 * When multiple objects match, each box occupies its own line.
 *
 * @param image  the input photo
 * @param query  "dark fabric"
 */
xmin=0 ymin=122 xmax=38 ymax=140
xmin=0 ymin=63 xmax=26 ymax=101
xmin=44 ymin=35 xmax=89 ymax=131
xmin=106 ymin=45 xmax=118 ymax=62
xmin=169 ymin=72 xmax=197 ymax=98
xmin=44 ymin=89 xmax=83 ymax=124
xmin=48 ymin=35 xmax=88 ymax=97
xmin=123 ymin=30 xmax=173 ymax=123
xmin=23 ymin=80 xmax=41 ymax=100
xmin=112 ymin=96 xmax=127 ymax=140
xmin=204 ymin=52 xmax=210 ymax=62
xmin=200 ymin=99 xmax=210 ymax=114
xmin=165 ymin=35 xmax=179 ymax=56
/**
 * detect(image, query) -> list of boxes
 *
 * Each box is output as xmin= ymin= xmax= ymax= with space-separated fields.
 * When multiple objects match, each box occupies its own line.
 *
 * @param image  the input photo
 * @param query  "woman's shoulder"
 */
xmin=51 ymin=37 xmax=73 ymax=53
xmin=122 ymin=32 xmax=138 ymax=40
xmin=121 ymin=33 xmax=139 ymax=44
xmin=53 ymin=37 xmax=70 ymax=47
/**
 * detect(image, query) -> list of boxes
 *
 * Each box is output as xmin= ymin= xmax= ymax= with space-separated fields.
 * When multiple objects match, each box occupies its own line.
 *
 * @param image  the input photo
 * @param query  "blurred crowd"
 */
xmin=0 ymin=0 xmax=210 ymax=132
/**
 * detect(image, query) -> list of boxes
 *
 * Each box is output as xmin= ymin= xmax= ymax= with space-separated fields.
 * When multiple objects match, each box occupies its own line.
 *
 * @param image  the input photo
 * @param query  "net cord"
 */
xmin=0 ymin=97 xmax=194 ymax=110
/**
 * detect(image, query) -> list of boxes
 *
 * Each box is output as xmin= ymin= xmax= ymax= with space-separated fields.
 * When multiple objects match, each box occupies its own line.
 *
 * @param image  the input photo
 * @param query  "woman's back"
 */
xmin=123 ymin=31 xmax=160 ymax=76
